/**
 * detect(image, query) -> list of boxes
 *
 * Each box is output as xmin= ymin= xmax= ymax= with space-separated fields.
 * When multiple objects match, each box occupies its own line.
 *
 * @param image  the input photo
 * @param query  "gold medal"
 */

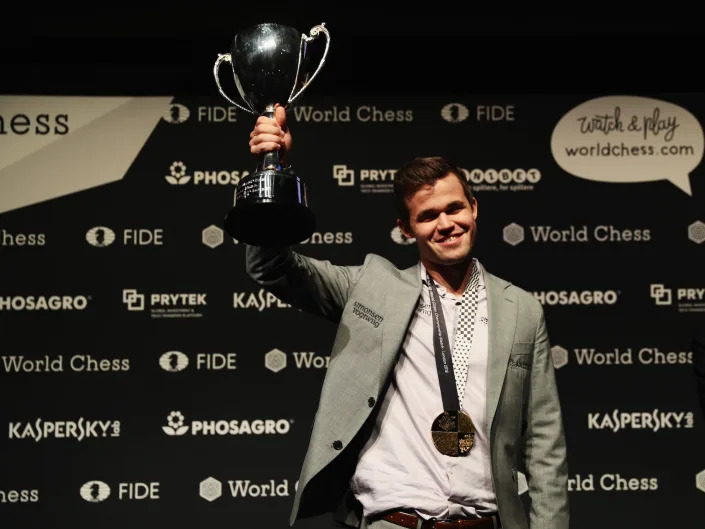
xmin=431 ymin=410 xmax=476 ymax=456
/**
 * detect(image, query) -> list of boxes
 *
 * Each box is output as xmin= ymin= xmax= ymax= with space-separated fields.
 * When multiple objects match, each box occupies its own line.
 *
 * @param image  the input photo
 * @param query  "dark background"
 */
xmin=2 ymin=11 xmax=705 ymax=97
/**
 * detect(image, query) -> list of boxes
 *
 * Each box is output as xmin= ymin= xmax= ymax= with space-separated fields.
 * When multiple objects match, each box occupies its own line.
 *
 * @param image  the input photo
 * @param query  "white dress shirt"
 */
xmin=350 ymin=259 xmax=497 ymax=520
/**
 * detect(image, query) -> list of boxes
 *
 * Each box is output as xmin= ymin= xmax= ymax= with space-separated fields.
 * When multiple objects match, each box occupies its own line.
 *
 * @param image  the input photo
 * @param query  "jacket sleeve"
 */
xmin=245 ymin=244 xmax=372 ymax=323
xmin=523 ymin=303 xmax=570 ymax=529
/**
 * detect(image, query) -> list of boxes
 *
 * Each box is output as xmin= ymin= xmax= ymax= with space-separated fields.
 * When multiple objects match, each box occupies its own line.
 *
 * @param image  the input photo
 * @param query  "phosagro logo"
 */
xmin=588 ymin=409 xmax=694 ymax=432
xmin=503 ymin=223 xmax=651 ymax=245
xmin=165 ymin=161 xmax=249 ymax=186
xmin=533 ymin=290 xmax=619 ymax=306
xmin=0 ymin=295 xmax=89 ymax=311
xmin=650 ymin=283 xmax=705 ymax=313
xmin=162 ymin=411 xmax=292 ymax=436
xmin=441 ymin=103 xmax=470 ymax=123
xmin=122 ymin=289 xmax=207 ymax=319
xmin=332 ymin=164 xmax=396 ymax=194
xmin=9 ymin=417 xmax=120 ymax=442
xmin=198 ymin=476 xmax=293 ymax=500
xmin=80 ymin=481 xmax=111 ymax=502
xmin=162 ymin=103 xmax=190 ymax=124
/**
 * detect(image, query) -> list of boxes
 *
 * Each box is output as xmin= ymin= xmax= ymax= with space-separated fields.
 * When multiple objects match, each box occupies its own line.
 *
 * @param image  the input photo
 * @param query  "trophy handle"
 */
xmin=213 ymin=53 xmax=256 ymax=114
xmin=288 ymin=23 xmax=331 ymax=105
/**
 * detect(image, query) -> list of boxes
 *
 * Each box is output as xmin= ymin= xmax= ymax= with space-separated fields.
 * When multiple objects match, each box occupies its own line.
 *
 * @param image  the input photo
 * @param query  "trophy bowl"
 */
xmin=214 ymin=22 xmax=330 ymax=246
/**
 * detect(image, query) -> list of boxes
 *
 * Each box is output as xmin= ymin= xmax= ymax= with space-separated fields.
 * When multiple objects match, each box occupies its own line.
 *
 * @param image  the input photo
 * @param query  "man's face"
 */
xmin=398 ymin=173 xmax=478 ymax=268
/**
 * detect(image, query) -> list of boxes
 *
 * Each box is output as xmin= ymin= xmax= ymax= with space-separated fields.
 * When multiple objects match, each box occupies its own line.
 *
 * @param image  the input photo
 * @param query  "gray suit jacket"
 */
xmin=246 ymin=245 xmax=569 ymax=529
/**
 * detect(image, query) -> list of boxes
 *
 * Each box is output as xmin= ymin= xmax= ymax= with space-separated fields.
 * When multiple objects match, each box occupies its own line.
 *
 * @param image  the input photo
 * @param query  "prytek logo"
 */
xmin=233 ymin=289 xmax=291 ymax=311
xmin=503 ymin=223 xmax=651 ymax=245
xmin=80 ymin=481 xmax=111 ymax=502
xmin=165 ymin=161 xmax=249 ymax=186
xmin=650 ymin=283 xmax=705 ymax=313
xmin=264 ymin=349 xmax=330 ymax=373
xmin=0 ymin=295 xmax=89 ymax=311
xmin=461 ymin=168 xmax=540 ymax=192
xmin=162 ymin=103 xmax=190 ymax=124
xmin=122 ymin=289 xmax=207 ymax=319
xmin=568 ymin=474 xmax=658 ymax=492
xmin=80 ymin=480 xmax=160 ymax=501
xmin=86 ymin=227 xmax=116 ymax=247
xmin=293 ymin=105 xmax=412 ymax=123
xmin=159 ymin=351 xmax=189 ymax=372
xmin=553 ymin=346 xmax=692 ymax=367
xmin=9 ymin=418 xmax=120 ymax=442
xmin=1 ymin=354 xmax=130 ymax=373
xmin=441 ymin=103 xmax=470 ymax=123
xmin=689 ymin=221 xmax=705 ymax=244
xmin=0 ymin=488 xmax=39 ymax=503
xmin=533 ymin=290 xmax=619 ymax=306
xmin=391 ymin=226 xmax=415 ymax=245
xmin=198 ymin=476 xmax=292 ymax=500
xmin=162 ymin=411 xmax=292 ymax=436
xmin=588 ymin=409 xmax=694 ymax=432
xmin=332 ymin=165 xmax=396 ymax=193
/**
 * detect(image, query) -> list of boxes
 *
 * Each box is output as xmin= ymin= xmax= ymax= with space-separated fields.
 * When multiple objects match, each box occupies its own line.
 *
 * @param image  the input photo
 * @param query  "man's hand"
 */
xmin=249 ymin=104 xmax=292 ymax=164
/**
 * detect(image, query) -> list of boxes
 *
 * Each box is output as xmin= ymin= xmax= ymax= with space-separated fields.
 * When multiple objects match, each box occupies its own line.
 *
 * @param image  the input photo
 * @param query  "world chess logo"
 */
xmin=650 ymin=284 xmax=672 ymax=306
xmin=503 ymin=223 xmax=525 ymax=246
xmin=265 ymin=349 xmax=287 ymax=373
xmin=122 ymin=289 xmax=145 ymax=311
xmin=199 ymin=477 xmax=223 ymax=501
xmin=551 ymin=345 xmax=569 ymax=369
xmin=165 ymin=161 xmax=191 ymax=185
xmin=689 ymin=221 xmax=705 ymax=244
xmin=441 ymin=103 xmax=470 ymax=123
xmin=391 ymin=226 xmax=415 ymax=245
xmin=80 ymin=481 xmax=111 ymax=502
xmin=202 ymin=225 xmax=224 ymax=248
xmin=333 ymin=165 xmax=355 ymax=186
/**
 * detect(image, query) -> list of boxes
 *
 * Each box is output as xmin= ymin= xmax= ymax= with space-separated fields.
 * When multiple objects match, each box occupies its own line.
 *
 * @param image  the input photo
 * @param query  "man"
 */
xmin=246 ymin=106 xmax=569 ymax=529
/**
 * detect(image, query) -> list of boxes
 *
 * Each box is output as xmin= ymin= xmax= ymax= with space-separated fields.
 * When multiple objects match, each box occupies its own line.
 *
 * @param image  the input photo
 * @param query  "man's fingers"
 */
xmin=250 ymin=142 xmax=281 ymax=154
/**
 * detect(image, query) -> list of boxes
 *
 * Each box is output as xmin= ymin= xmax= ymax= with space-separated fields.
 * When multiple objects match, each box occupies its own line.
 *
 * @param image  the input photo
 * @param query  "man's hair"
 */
xmin=393 ymin=156 xmax=474 ymax=226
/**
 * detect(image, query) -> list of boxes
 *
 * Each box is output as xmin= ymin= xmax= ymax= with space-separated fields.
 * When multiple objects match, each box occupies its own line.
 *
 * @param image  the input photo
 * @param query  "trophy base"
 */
xmin=224 ymin=169 xmax=316 ymax=246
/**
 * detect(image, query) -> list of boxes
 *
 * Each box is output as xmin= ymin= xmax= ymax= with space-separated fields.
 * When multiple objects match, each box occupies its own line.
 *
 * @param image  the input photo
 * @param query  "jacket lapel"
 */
xmin=380 ymin=263 xmax=422 ymax=386
xmin=484 ymin=270 xmax=517 ymax=437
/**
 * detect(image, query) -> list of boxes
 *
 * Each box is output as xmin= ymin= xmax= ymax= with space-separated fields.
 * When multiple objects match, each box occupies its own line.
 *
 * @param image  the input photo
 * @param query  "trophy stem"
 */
xmin=260 ymin=105 xmax=281 ymax=171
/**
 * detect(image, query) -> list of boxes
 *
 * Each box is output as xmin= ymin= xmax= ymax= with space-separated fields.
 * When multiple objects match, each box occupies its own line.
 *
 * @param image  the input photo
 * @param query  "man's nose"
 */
xmin=437 ymin=212 xmax=453 ymax=230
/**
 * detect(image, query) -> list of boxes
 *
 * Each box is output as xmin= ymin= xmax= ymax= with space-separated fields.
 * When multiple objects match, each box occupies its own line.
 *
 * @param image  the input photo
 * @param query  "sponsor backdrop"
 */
xmin=1 ymin=93 xmax=704 ymax=528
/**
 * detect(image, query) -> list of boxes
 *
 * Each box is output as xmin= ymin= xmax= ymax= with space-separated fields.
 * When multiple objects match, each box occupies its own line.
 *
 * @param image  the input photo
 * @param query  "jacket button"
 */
xmin=368 ymin=397 xmax=376 ymax=407
xmin=332 ymin=440 xmax=343 ymax=450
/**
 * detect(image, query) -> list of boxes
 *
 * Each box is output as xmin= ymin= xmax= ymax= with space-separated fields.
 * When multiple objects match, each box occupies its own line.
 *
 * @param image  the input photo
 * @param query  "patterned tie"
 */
xmin=452 ymin=259 xmax=480 ymax=405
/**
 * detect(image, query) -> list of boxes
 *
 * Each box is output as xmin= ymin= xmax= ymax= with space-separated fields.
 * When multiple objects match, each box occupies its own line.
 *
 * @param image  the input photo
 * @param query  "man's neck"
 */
xmin=424 ymin=258 xmax=474 ymax=296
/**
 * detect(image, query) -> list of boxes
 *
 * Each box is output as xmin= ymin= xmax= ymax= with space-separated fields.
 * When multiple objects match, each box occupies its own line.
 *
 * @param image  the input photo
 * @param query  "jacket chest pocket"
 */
xmin=508 ymin=341 xmax=533 ymax=370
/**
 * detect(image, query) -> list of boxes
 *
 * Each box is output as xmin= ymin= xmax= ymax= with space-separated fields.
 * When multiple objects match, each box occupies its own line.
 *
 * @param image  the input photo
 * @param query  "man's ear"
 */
xmin=397 ymin=218 xmax=414 ymax=240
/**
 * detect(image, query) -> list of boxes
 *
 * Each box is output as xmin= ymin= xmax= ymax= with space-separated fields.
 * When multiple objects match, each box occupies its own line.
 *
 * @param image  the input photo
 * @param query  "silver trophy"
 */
xmin=214 ymin=22 xmax=330 ymax=245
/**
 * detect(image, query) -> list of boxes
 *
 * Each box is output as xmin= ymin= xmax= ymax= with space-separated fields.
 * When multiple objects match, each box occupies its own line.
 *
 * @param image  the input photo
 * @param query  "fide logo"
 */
xmin=80 ymin=481 xmax=111 ymax=503
xmin=441 ymin=103 xmax=470 ymax=123
xmin=159 ymin=351 xmax=189 ymax=372
xmin=163 ymin=103 xmax=190 ymax=124
xmin=85 ymin=227 xmax=116 ymax=247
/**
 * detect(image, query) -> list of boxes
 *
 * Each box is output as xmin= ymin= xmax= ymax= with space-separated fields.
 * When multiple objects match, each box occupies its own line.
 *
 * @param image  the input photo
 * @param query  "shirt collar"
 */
xmin=418 ymin=258 xmax=485 ymax=300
